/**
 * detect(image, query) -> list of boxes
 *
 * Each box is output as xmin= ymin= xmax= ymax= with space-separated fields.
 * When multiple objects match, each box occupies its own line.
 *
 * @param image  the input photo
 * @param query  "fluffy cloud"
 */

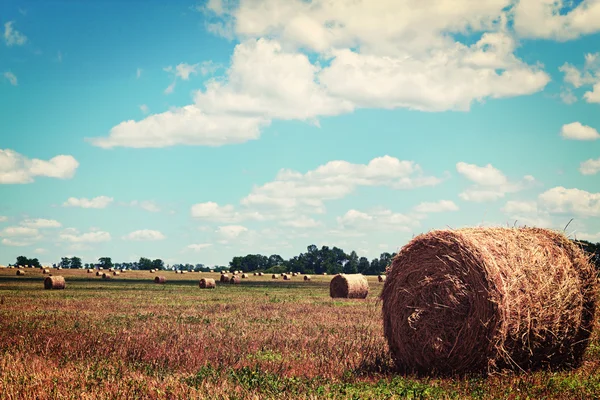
xmin=580 ymin=158 xmax=600 ymax=175
xmin=0 ymin=226 xmax=39 ymax=237
xmin=561 ymin=122 xmax=600 ymax=140
xmin=129 ymin=200 xmax=160 ymax=212
xmin=63 ymin=196 xmax=113 ymax=209
xmin=2 ymin=238 xmax=30 ymax=246
xmin=413 ymin=200 xmax=459 ymax=213
xmin=0 ymin=149 xmax=79 ymax=184
xmin=4 ymin=21 xmax=27 ymax=46
xmin=279 ymin=216 xmax=322 ymax=228
xmin=20 ymin=219 xmax=61 ymax=228
xmin=60 ymin=229 xmax=111 ymax=243
xmin=501 ymin=200 xmax=552 ymax=227
xmin=216 ymin=225 xmax=248 ymax=240
xmin=122 ymin=230 xmax=166 ymax=241
xmin=456 ymin=162 xmax=534 ymax=202
xmin=538 ymin=187 xmax=600 ymax=217
xmin=513 ymin=0 xmax=600 ymax=40
xmin=559 ymin=53 xmax=600 ymax=104
xmin=191 ymin=201 xmax=264 ymax=222
xmin=336 ymin=208 xmax=419 ymax=233
xmin=186 ymin=243 xmax=213 ymax=251
xmin=4 ymin=72 xmax=17 ymax=86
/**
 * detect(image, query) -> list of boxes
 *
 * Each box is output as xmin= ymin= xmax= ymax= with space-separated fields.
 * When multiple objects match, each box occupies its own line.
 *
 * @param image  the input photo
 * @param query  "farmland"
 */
xmin=2 ymin=268 xmax=600 ymax=399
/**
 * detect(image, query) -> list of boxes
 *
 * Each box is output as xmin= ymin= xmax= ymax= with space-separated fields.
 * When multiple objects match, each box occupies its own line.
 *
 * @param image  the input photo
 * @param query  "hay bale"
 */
xmin=182 ymin=271 xmax=187 ymax=274
xmin=242 ymin=273 xmax=248 ymax=278
xmin=272 ymin=274 xmax=279 ymax=279
xmin=322 ymin=272 xmax=327 ymax=275
xmin=253 ymin=272 xmax=257 ymax=276
xmin=87 ymin=269 xmax=93 ymax=273
xmin=108 ymin=268 xmax=113 ymax=272
xmin=16 ymin=270 xmax=25 ymax=276
xmin=378 ymin=275 xmax=386 ymax=282
xmin=230 ymin=275 xmax=241 ymax=284
xmin=150 ymin=269 xmax=155 ymax=273
xmin=221 ymin=271 xmax=226 ymax=275
xmin=304 ymin=275 xmax=311 ymax=281
xmin=154 ymin=276 xmax=166 ymax=284
xmin=57 ymin=267 xmax=62 ymax=270
xmin=44 ymin=276 xmax=66 ymax=290
xmin=113 ymin=271 xmax=120 ymax=276
xmin=258 ymin=272 xmax=264 ymax=276
xmin=283 ymin=274 xmax=291 ymax=280
xmin=102 ymin=273 xmax=110 ymax=280
xmin=43 ymin=269 xmax=51 ymax=274
xmin=330 ymin=274 xmax=369 ymax=299
xmin=220 ymin=274 xmax=230 ymax=283
xmin=96 ymin=271 xmax=102 ymax=276
xmin=381 ymin=227 xmax=598 ymax=375
xmin=199 ymin=278 xmax=216 ymax=289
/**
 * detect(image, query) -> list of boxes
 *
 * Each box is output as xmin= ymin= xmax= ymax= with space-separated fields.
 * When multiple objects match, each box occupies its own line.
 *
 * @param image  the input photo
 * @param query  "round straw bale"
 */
xmin=221 ymin=271 xmax=225 ymax=275
xmin=258 ymin=272 xmax=264 ymax=276
xmin=322 ymin=272 xmax=327 ymax=275
xmin=272 ymin=274 xmax=279 ymax=279
xmin=154 ymin=276 xmax=166 ymax=284
xmin=108 ymin=268 xmax=113 ymax=272
xmin=230 ymin=275 xmax=241 ymax=284
xmin=220 ymin=274 xmax=230 ymax=283
xmin=150 ymin=269 xmax=155 ymax=273
xmin=16 ymin=270 xmax=25 ymax=276
xmin=381 ymin=227 xmax=597 ymax=375
xmin=43 ymin=269 xmax=51 ymax=274
xmin=199 ymin=278 xmax=216 ymax=288
xmin=102 ymin=273 xmax=110 ymax=280
xmin=304 ymin=275 xmax=311 ymax=281
xmin=44 ymin=276 xmax=66 ymax=290
xmin=113 ymin=271 xmax=120 ymax=276
xmin=182 ymin=271 xmax=187 ymax=274
xmin=283 ymin=274 xmax=291 ymax=280
xmin=330 ymin=274 xmax=369 ymax=299
xmin=87 ymin=269 xmax=93 ymax=273
xmin=96 ymin=271 xmax=102 ymax=276
xmin=378 ymin=275 xmax=386 ymax=282
xmin=242 ymin=273 xmax=248 ymax=278
xmin=253 ymin=272 xmax=257 ymax=276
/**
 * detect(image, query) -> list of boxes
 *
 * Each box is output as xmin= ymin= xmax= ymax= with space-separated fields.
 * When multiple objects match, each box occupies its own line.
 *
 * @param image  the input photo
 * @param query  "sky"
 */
xmin=1 ymin=0 xmax=599 ymax=267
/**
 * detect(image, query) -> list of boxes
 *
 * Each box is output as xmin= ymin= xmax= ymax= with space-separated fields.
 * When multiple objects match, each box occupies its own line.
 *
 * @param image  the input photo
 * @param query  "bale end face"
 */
xmin=329 ymin=274 xmax=369 ymax=299
xmin=44 ymin=276 xmax=66 ymax=290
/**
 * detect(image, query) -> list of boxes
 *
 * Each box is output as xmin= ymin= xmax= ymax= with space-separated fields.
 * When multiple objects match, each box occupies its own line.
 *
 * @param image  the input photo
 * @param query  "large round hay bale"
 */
xmin=199 ymin=278 xmax=216 ymax=289
xmin=220 ymin=274 xmax=230 ymax=283
xmin=378 ymin=275 xmax=386 ymax=282
xmin=96 ymin=271 xmax=101 ymax=276
xmin=304 ymin=275 xmax=311 ymax=281
xmin=150 ymin=269 xmax=155 ymax=273
xmin=154 ymin=276 xmax=166 ymax=284
xmin=230 ymin=276 xmax=241 ymax=284
xmin=381 ymin=227 xmax=597 ymax=375
xmin=16 ymin=270 xmax=25 ymax=276
xmin=330 ymin=274 xmax=369 ymax=299
xmin=253 ymin=272 xmax=257 ymax=276
xmin=44 ymin=276 xmax=66 ymax=290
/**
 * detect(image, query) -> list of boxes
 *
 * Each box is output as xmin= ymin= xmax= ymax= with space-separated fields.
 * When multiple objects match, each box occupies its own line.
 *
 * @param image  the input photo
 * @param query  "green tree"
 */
xmin=15 ymin=256 xmax=28 ymax=266
xmin=70 ymin=257 xmax=82 ymax=269
xmin=344 ymin=251 xmax=359 ymax=274
xmin=98 ymin=257 xmax=113 ymax=269
xmin=151 ymin=259 xmax=164 ymax=271
xmin=59 ymin=257 xmax=71 ymax=269
xmin=138 ymin=257 xmax=153 ymax=270
xmin=357 ymin=257 xmax=370 ymax=274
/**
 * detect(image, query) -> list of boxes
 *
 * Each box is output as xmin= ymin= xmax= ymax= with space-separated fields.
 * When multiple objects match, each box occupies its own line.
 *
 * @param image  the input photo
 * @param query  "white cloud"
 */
xmin=502 ymin=200 xmax=538 ymax=215
xmin=216 ymin=225 xmax=248 ymax=240
xmin=559 ymin=53 xmax=600 ymax=103
xmin=576 ymin=231 xmax=600 ymax=242
xmin=456 ymin=162 xmax=533 ymax=202
xmin=336 ymin=208 xmax=418 ymax=233
xmin=0 ymin=216 xmax=7 ymax=222
xmin=561 ymin=122 xmax=600 ymax=140
xmin=0 ymin=149 xmax=79 ymax=184
xmin=33 ymin=248 xmax=46 ymax=254
xmin=186 ymin=243 xmax=213 ymax=251
xmin=164 ymin=81 xmax=176 ymax=94
xmin=2 ymin=238 xmax=29 ymax=246
xmin=4 ymin=72 xmax=17 ymax=86
xmin=139 ymin=104 xmax=149 ymax=114
xmin=580 ymin=158 xmax=600 ymax=175
xmin=63 ymin=196 xmax=113 ymax=209
xmin=191 ymin=201 xmax=265 ymax=223
xmin=539 ymin=187 xmax=600 ymax=217
xmin=513 ymin=0 xmax=600 ymax=41
xmin=60 ymin=229 xmax=111 ymax=243
xmin=4 ymin=21 xmax=27 ymax=46
xmin=20 ymin=219 xmax=61 ymax=228
xmin=560 ymin=89 xmax=577 ymax=104
xmin=129 ymin=200 xmax=160 ymax=212
xmin=0 ymin=226 xmax=39 ymax=237
xmin=136 ymin=68 xmax=142 ymax=78
xmin=122 ymin=229 xmax=166 ymax=241
xmin=584 ymin=82 xmax=600 ymax=103
xmin=501 ymin=200 xmax=552 ymax=227
xmin=413 ymin=200 xmax=459 ymax=213
xmin=164 ymin=63 xmax=199 ymax=80
xmin=279 ymin=216 xmax=322 ymax=228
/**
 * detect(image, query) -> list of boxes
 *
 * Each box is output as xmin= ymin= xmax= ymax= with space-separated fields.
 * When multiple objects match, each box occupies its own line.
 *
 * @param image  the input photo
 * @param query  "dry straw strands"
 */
xmin=381 ymin=227 xmax=597 ymax=376
xmin=304 ymin=275 xmax=311 ymax=281
xmin=154 ymin=276 xmax=166 ymax=284
xmin=44 ymin=276 xmax=66 ymax=290
xmin=199 ymin=278 xmax=216 ymax=289
xmin=230 ymin=276 xmax=241 ymax=284
xmin=329 ymin=274 xmax=369 ymax=299
xmin=378 ymin=275 xmax=386 ymax=282
xmin=220 ymin=274 xmax=230 ymax=283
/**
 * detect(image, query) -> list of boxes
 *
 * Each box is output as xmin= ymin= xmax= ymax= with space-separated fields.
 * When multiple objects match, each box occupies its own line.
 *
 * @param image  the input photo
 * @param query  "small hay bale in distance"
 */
xmin=150 ymin=269 xmax=155 ymax=273
xmin=96 ymin=271 xmax=102 ymax=276
xmin=44 ymin=276 xmax=66 ymax=290
xmin=330 ymin=274 xmax=369 ymax=299
xmin=220 ymin=274 xmax=230 ymax=283
xmin=304 ymin=275 xmax=311 ymax=281
xmin=322 ymin=272 xmax=327 ymax=275
xmin=283 ymin=274 xmax=291 ymax=280
xmin=253 ymin=272 xmax=257 ymax=276
xmin=102 ymin=273 xmax=110 ymax=280
xmin=87 ymin=269 xmax=93 ymax=273
xmin=113 ymin=271 xmax=120 ymax=276
xmin=272 ymin=274 xmax=279 ymax=279
xmin=381 ymin=227 xmax=598 ymax=375
xmin=154 ymin=276 xmax=166 ymax=284
xmin=258 ymin=272 xmax=264 ymax=276
xmin=16 ymin=270 xmax=25 ymax=276
xmin=199 ymin=278 xmax=216 ymax=289
xmin=378 ymin=275 xmax=386 ymax=282
xmin=230 ymin=275 xmax=241 ymax=284
xmin=242 ymin=273 xmax=248 ymax=278
xmin=43 ymin=269 xmax=51 ymax=274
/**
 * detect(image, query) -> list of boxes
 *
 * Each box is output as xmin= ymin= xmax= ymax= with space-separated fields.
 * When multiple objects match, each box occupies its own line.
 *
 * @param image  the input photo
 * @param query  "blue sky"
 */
xmin=1 ymin=0 xmax=599 ymax=267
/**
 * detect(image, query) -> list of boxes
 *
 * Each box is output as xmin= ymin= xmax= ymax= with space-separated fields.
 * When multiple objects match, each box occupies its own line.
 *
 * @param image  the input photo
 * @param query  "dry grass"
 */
xmin=382 ymin=227 xmax=597 ymax=376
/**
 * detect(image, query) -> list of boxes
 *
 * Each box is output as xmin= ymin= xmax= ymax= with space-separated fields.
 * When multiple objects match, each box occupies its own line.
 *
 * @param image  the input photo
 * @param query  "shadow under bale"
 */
xmin=381 ymin=227 xmax=597 ymax=376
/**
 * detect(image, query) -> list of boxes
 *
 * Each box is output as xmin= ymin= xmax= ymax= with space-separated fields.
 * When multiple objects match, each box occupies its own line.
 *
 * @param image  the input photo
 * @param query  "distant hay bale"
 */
xmin=292 ymin=272 xmax=298 ymax=277
xmin=150 ymin=269 xmax=155 ymax=273
xmin=330 ymin=274 xmax=369 ymax=299
xmin=44 ymin=276 xmax=66 ymax=290
xmin=16 ymin=270 xmax=25 ymax=276
xmin=283 ymin=274 xmax=291 ymax=280
xmin=199 ymin=278 xmax=216 ymax=289
xmin=87 ymin=269 xmax=93 ymax=273
xmin=258 ymin=272 xmax=264 ymax=276
xmin=102 ymin=273 xmax=110 ymax=280
xmin=113 ymin=271 xmax=120 ymax=276
xmin=182 ymin=271 xmax=187 ymax=274
xmin=96 ymin=271 xmax=102 ymax=276
xmin=108 ymin=268 xmax=113 ymax=272
xmin=154 ymin=276 xmax=166 ymax=284
xmin=230 ymin=276 xmax=241 ymax=284
xmin=220 ymin=274 xmax=230 ymax=283
xmin=378 ymin=275 xmax=386 ymax=282
xmin=253 ymin=272 xmax=257 ymax=276
xmin=43 ymin=269 xmax=51 ymax=274
xmin=322 ymin=272 xmax=327 ymax=275
xmin=242 ymin=273 xmax=248 ymax=278
xmin=272 ymin=274 xmax=279 ymax=279
xmin=57 ymin=267 xmax=62 ymax=270
xmin=304 ymin=275 xmax=311 ymax=281
xmin=221 ymin=271 xmax=225 ymax=275
xmin=381 ymin=227 xmax=598 ymax=375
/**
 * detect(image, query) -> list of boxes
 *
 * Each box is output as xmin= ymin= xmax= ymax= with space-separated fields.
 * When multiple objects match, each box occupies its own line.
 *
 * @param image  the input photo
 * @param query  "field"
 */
xmin=2 ymin=268 xmax=600 ymax=399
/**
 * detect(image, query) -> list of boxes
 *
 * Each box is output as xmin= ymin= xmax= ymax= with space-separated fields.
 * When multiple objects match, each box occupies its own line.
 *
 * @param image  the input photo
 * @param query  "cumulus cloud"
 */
xmin=279 ymin=216 xmax=322 ymax=228
xmin=20 ymin=219 xmax=61 ymax=228
xmin=559 ymin=53 xmax=600 ymax=104
xmin=0 ymin=149 xmax=79 ymax=184
xmin=580 ymin=158 xmax=600 ymax=175
xmin=2 ymin=238 xmax=30 ymax=246
xmin=186 ymin=243 xmax=213 ymax=251
xmin=561 ymin=122 xmax=600 ymax=140
xmin=456 ymin=162 xmax=534 ymax=202
xmin=0 ymin=226 xmax=39 ymax=237
xmin=129 ymin=200 xmax=160 ymax=212
xmin=4 ymin=72 xmax=17 ymax=86
xmin=538 ymin=187 xmax=600 ymax=217
xmin=336 ymin=208 xmax=419 ymax=233
xmin=4 ymin=21 xmax=27 ymax=46
xmin=413 ymin=200 xmax=459 ymax=213
xmin=216 ymin=225 xmax=248 ymax=240
xmin=191 ymin=201 xmax=264 ymax=222
xmin=501 ymin=200 xmax=552 ymax=227
xmin=63 ymin=196 xmax=113 ymax=209
xmin=122 ymin=229 xmax=166 ymax=241
xmin=60 ymin=229 xmax=111 ymax=243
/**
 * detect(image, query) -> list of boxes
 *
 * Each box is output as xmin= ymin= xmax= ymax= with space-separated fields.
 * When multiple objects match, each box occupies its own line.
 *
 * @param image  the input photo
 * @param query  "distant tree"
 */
xmin=138 ymin=257 xmax=153 ymax=270
xmin=59 ymin=257 xmax=71 ymax=269
xmin=70 ymin=257 xmax=82 ymax=269
xmin=29 ymin=258 xmax=41 ymax=268
xmin=84 ymin=263 xmax=90 ymax=269
xmin=98 ymin=257 xmax=113 ymax=270
xmin=15 ymin=256 xmax=28 ymax=266
xmin=357 ymin=257 xmax=370 ymax=274
xmin=151 ymin=259 xmax=164 ymax=271
xmin=344 ymin=251 xmax=359 ymax=274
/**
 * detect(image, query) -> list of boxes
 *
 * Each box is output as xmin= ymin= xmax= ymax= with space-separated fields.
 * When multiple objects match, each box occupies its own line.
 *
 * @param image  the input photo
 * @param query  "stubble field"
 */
xmin=1 ymin=268 xmax=600 ymax=399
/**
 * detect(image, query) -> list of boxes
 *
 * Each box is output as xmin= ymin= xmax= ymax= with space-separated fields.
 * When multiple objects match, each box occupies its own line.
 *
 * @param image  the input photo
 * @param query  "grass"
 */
xmin=1 ymin=267 xmax=600 ymax=399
